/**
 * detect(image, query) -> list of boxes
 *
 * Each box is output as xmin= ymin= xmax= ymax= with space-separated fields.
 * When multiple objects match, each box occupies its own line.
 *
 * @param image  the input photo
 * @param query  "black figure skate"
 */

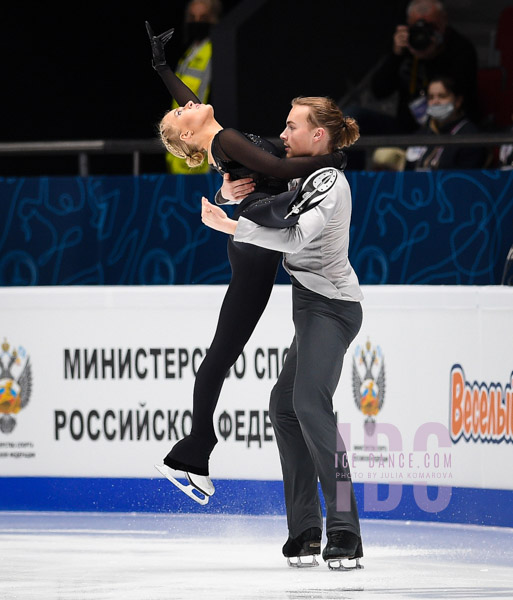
xmin=282 ymin=527 xmax=322 ymax=568
xmin=322 ymin=530 xmax=364 ymax=571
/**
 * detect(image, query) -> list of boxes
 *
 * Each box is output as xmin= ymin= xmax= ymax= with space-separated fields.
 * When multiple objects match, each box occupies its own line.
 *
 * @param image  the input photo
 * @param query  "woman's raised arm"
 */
xmin=146 ymin=21 xmax=201 ymax=106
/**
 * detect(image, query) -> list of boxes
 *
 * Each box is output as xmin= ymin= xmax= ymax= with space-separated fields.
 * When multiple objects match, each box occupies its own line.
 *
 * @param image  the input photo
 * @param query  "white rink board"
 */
xmin=1 ymin=285 xmax=512 ymax=491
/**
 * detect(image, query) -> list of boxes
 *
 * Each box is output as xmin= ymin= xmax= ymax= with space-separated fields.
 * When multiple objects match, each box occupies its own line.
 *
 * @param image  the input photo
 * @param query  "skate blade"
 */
xmin=287 ymin=555 xmax=319 ymax=568
xmin=327 ymin=557 xmax=364 ymax=571
xmin=154 ymin=464 xmax=210 ymax=506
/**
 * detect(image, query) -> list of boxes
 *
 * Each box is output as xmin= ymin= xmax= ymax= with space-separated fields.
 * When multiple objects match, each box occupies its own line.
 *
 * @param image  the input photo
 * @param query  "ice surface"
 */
xmin=1 ymin=512 xmax=513 ymax=600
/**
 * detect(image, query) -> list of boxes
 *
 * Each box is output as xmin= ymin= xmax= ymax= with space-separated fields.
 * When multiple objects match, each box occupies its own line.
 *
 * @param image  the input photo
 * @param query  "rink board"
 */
xmin=1 ymin=285 xmax=512 ymax=525
xmin=2 ymin=477 xmax=513 ymax=528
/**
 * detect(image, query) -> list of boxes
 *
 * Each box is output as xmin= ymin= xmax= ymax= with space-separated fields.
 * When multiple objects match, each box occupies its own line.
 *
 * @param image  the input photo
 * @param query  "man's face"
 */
xmin=280 ymin=105 xmax=318 ymax=157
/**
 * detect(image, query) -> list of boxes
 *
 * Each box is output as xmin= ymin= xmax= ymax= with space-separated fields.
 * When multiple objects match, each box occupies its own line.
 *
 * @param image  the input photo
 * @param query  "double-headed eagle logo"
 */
xmin=352 ymin=339 xmax=385 ymax=435
xmin=0 ymin=339 xmax=32 ymax=434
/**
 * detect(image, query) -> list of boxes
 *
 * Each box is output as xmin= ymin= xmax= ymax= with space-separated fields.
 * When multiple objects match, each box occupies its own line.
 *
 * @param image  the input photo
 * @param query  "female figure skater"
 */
xmin=146 ymin=23 xmax=346 ymax=502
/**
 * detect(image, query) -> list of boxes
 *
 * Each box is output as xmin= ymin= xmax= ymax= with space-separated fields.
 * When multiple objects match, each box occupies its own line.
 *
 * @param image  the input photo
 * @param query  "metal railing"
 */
xmin=1 ymin=133 xmax=512 ymax=176
xmin=0 ymin=139 xmax=163 ymax=176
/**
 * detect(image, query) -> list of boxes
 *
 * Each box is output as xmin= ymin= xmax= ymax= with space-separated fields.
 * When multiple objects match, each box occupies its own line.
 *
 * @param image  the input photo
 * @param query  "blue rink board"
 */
xmin=1 ymin=478 xmax=512 ymax=528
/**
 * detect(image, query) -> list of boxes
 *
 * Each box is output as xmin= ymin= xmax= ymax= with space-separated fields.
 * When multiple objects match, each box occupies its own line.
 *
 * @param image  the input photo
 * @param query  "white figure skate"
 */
xmin=154 ymin=464 xmax=215 ymax=506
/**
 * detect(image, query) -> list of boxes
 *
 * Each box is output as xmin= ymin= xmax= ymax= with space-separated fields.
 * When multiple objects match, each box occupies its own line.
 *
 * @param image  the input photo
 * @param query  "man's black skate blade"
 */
xmin=326 ymin=557 xmax=364 ymax=571
xmin=287 ymin=555 xmax=320 ymax=568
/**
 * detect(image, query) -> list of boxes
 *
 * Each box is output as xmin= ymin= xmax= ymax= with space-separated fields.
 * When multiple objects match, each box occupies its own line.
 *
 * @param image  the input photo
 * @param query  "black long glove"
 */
xmin=145 ymin=21 xmax=175 ymax=71
xmin=146 ymin=21 xmax=201 ymax=104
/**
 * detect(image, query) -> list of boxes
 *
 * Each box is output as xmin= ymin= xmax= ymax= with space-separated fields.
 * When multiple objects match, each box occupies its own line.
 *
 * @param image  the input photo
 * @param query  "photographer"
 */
xmin=372 ymin=0 xmax=479 ymax=133
xmin=346 ymin=0 xmax=479 ymax=141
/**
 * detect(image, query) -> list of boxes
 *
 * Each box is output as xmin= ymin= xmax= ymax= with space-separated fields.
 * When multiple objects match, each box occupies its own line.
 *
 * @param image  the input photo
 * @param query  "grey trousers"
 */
xmin=269 ymin=280 xmax=363 ymax=539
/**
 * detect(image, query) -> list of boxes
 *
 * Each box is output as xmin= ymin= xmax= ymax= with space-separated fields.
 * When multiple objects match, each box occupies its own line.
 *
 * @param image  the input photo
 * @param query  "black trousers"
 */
xmin=164 ymin=237 xmax=281 ymax=475
xmin=269 ymin=280 xmax=363 ymax=538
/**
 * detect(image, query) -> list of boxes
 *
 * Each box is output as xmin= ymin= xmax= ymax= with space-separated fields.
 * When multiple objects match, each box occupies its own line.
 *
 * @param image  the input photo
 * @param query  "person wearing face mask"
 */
xmin=405 ymin=76 xmax=487 ymax=170
xmin=167 ymin=0 xmax=223 ymax=174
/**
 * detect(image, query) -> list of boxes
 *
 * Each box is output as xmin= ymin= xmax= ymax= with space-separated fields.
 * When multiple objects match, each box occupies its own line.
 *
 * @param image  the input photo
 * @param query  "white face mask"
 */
xmin=426 ymin=102 xmax=455 ymax=121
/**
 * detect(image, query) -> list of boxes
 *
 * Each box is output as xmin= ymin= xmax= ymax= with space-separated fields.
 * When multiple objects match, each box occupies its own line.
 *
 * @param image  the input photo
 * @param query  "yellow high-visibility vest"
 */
xmin=167 ymin=39 xmax=212 ymax=175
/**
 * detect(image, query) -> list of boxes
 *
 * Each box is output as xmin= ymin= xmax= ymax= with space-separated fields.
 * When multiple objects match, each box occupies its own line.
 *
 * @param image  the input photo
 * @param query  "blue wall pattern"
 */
xmin=0 ymin=170 xmax=512 ymax=286
xmin=0 ymin=173 xmax=229 ymax=286
xmin=348 ymin=169 xmax=513 ymax=285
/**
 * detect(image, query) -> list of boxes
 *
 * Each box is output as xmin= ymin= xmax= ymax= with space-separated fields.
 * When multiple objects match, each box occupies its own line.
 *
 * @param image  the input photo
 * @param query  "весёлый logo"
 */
xmin=449 ymin=364 xmax=513 ymax=443
xmin=352 ymin=339 xmax=386 ymax=435
xmin=0 ymin=338 xmax=32 ymax=434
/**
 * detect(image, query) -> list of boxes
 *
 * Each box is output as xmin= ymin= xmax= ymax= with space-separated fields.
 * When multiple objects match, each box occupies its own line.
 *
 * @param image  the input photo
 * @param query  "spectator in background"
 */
xmin=405 ymin=76 xmax=488 ymax=170
xmin=167 ymin=0 xmax=223 ymax=174
xmin=499 ymin=112 xmax=513 ymax=169
xmin=345 ymin=0 xmax=479 ymax=140
xmin=370 ymin=147 xmax=407 ymax=171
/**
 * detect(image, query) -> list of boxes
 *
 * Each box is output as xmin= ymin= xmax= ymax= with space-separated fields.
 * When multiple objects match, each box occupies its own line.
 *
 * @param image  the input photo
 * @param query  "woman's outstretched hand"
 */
xmin=201 ymin=197 xmax=238 ymax=235
xmin=145 ymin=21 xmax=175 ymax=70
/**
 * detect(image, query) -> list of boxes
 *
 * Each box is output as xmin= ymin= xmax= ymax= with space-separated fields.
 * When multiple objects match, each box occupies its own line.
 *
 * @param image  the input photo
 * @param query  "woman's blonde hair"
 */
xmin=158 ymin=113 xmax=207 ymax=169
xmin=291 ymin=96 xmax=360 ymax=150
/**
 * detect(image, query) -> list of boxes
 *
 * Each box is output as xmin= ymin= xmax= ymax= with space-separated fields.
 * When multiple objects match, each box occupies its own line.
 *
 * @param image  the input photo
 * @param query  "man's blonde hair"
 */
xmin=291 ymin=97 xmax=360 ymax=150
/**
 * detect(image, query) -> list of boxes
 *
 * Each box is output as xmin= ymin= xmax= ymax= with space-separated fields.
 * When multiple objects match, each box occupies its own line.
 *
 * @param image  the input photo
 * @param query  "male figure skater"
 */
xmin=202 ymin=96 xmax=364 ymax=570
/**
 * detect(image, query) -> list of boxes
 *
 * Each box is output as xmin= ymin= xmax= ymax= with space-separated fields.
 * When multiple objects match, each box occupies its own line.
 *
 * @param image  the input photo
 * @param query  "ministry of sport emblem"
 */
xmin=352 ymin=339 xmax=386 ymax=436
xmin=0 ymin=338 xmax=33 ymax=434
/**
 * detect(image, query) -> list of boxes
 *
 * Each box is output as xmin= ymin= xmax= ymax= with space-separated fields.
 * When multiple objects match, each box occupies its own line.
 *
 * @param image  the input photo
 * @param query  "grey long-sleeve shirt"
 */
xmin=233 ymin=169 xmax=363 ymax=301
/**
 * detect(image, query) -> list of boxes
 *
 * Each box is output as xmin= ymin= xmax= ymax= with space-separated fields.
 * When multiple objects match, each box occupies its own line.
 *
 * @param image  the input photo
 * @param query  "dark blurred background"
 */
xmin=1 ymin=1 xmax=511 ymax=168
xmin=1 ymin=0 xmax=407 ymax=141
xmin=1 ymin=1 xmax=229 ymax=141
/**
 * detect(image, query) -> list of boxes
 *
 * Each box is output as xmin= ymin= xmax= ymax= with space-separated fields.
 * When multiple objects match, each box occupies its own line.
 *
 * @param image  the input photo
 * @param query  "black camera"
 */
xmin=408 ymin=19 xmax=436 ymax=51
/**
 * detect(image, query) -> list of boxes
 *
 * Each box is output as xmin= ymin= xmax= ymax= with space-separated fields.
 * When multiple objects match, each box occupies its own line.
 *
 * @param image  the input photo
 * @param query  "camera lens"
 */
xmin=408 ymin=19 xmax=435 ymax=51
